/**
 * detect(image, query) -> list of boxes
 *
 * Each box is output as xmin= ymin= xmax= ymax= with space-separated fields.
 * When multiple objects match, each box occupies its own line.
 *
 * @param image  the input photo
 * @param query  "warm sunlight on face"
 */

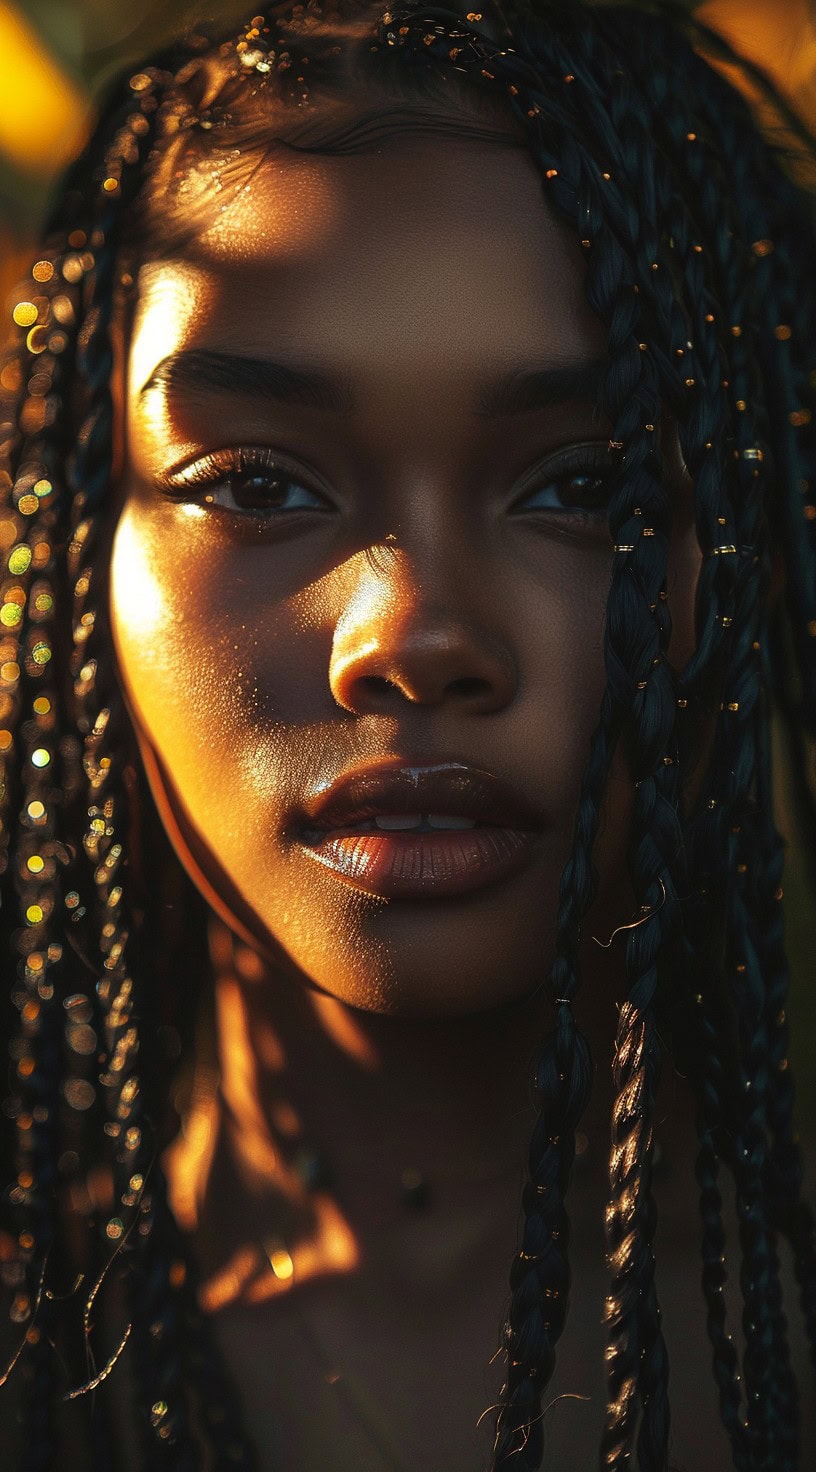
xmin=109 ymin=133 xmax=701 ymax=1016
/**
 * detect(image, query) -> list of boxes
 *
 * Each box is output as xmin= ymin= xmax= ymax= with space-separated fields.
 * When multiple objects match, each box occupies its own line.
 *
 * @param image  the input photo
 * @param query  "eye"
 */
xmin=511 ymin=442 xmax=618 ymax=518
xmin=158 ymin=447 xmax=334 ymax=516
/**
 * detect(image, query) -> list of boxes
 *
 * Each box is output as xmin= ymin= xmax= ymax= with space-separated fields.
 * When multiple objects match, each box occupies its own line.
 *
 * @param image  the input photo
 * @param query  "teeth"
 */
xmin=370 ymin=813 xmax=480 ymax=831
xmin=427 ymin=814 xmax=477 ymax=829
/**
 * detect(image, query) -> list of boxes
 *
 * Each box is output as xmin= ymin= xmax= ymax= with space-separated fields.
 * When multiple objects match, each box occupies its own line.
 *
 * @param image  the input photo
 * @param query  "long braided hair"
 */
xmin=1 ymin=2 xmax=815 ymax=1468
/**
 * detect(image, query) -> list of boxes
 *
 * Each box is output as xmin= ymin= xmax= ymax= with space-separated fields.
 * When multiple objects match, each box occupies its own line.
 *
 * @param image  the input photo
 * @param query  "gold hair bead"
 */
xmin=752 ymin=239 xmax=774 ymax=257
xmin=545 ymin=168 xmax=558 ymax=179
xmin=735 ymin=400 xmax=747 ymax=412
xmin=742 ymin=447 xmax=763 ymax=460
xmin=730 ymin=325 xmax=742 ymax=337
xmin=775 ymin=325 xmax=792 ymax=341
xmin=708 ymin=544 xmax=737 ymax=556
xmin=790 ymin=409 xmax=812 ymax=427
xmin=687 ymin=131 xmax=697 ymax=141
xmin=677 ymin=697 xmax=688 ymax=709
xmin=685 ymin=377 xmax=695 ymax=387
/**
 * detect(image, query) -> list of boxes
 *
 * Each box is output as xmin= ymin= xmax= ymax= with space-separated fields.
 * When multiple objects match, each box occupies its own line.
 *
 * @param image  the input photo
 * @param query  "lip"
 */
xmin=293 ymin=761 xmax=548 ymax=900
xmin=300 ymin=760 xmax=548 ymax=832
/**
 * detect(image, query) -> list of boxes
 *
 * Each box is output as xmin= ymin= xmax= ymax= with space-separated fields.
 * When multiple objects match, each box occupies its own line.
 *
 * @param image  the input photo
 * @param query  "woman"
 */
xmin=0 ymin=1 xmax=815 ymax=1468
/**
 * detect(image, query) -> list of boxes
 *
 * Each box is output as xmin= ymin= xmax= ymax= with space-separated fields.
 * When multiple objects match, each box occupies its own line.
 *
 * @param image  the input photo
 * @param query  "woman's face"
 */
xmin=109 ymin=124 xmax=700 ymax=1016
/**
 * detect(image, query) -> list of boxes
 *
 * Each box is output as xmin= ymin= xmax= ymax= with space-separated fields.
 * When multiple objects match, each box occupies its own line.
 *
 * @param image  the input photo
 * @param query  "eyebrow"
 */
xmin=137 ymin=349 xmax=609 ymax=417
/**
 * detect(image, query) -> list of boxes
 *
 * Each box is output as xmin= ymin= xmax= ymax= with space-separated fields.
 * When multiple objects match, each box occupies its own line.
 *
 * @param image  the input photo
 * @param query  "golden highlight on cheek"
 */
xmin=109 ymin=508 xmax=171 ymax=646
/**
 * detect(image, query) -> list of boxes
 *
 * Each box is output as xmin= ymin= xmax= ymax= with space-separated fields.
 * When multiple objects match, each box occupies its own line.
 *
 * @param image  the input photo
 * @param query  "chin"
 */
xmin=266 ymin=891 xmax=554 ymax=1019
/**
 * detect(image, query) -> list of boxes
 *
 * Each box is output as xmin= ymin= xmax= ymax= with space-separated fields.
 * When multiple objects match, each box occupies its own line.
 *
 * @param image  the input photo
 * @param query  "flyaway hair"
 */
xmin=1 ymin=3 xmax=815 ymax=1469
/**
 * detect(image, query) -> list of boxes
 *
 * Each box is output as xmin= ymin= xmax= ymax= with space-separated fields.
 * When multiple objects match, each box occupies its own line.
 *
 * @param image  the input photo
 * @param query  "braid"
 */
xmin=0 ymin=228 xmax=86 ymax=1468
xmin=3 ymin=7 xmax=816 ymax=1472
xmin=1 ymin=38 xmax=256 ymax=1471
xmin=61 ymin=65 xmax=255 ymax=1471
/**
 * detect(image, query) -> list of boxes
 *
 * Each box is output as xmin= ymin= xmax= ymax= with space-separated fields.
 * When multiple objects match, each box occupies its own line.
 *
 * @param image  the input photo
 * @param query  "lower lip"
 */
xmin=297 ymin=827 xmax=541 ymax=899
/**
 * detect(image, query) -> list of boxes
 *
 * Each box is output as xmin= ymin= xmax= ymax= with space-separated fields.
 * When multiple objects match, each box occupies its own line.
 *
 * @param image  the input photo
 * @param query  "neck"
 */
xmin=166 ymin=913 xmax=623 ymax=1309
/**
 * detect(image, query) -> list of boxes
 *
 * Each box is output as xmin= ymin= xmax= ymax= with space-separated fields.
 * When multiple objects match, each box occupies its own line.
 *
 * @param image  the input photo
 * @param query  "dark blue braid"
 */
xmin=600 ymin=13 xmax=815 ymax=1465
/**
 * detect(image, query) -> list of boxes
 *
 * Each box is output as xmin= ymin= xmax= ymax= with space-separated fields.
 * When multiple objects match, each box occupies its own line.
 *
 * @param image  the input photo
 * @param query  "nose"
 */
xmin=328 ymin=549 xmax=517 ymax=716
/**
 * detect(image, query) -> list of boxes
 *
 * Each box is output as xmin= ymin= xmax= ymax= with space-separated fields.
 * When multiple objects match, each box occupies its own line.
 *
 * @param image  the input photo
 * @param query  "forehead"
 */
xmin=127 ymin=137 xmax=606 ymax=404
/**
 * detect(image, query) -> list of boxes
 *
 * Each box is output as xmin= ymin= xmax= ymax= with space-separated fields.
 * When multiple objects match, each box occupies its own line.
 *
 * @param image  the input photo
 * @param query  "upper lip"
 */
xmin=298 ymin=761 xmax=549 ymax=833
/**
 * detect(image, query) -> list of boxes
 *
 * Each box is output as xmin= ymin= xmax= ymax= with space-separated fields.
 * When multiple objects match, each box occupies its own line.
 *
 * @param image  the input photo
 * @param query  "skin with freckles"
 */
xmin=108 ymin=132 xmax=701 ymax=1019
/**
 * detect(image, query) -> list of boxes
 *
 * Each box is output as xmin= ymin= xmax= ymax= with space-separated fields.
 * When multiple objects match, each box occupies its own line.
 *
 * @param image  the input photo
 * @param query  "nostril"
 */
xmin=359 ymin=675 xmax=398 ymax=695
xmin=449 ymin=676 xmax=488 ymax=698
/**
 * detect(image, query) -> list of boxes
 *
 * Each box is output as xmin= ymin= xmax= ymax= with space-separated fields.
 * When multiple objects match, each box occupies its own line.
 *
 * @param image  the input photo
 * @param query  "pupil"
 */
xmin=234 ymin=470 xmax=285 ymax=507
xmin=567 ymin=472 xmax=604 ymax=507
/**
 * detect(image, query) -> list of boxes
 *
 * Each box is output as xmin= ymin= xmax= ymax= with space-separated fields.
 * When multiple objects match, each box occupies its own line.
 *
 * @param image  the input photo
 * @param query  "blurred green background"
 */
xmin=0 ymin=0 xmax=815 ymax=1119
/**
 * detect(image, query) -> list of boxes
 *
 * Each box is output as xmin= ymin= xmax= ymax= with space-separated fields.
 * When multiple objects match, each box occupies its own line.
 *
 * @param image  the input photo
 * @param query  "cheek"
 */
xmin=110 ymin=504 xmax=620 ymax=1014
xmin=109 ymin=504 xmax=308 ymax=806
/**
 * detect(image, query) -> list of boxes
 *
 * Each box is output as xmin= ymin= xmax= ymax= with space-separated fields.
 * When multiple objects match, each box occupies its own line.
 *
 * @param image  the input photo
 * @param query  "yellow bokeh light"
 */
xmin=12 ymin=302 xmax=37 ymax=328
xmin=0 ymin=2 xmax=88 ymax=174
xmin=8 ymin=545 xmax=31 ymax=575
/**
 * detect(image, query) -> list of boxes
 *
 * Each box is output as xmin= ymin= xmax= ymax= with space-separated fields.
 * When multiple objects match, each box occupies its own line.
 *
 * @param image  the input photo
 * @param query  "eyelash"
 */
xmin=158 ymin=443 xmax=618 ymax=521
